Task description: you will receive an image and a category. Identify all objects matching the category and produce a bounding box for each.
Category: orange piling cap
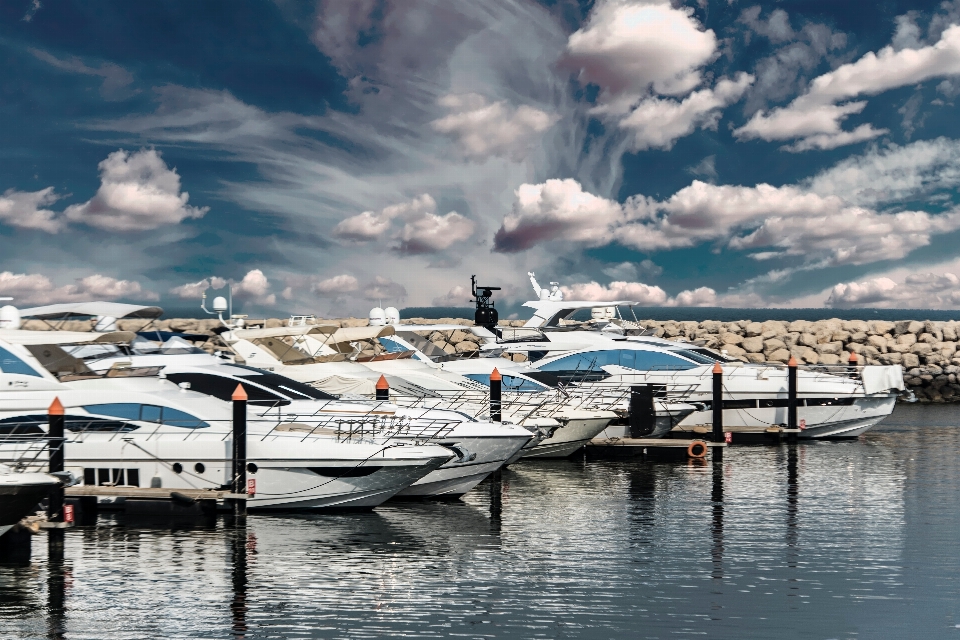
[48,397,64,416]
[376,375,390,390]
[788,356,798,367]
[849,352,858,363]
[712,362,722,374]
[232,384,248,401]
[490,368,502,382]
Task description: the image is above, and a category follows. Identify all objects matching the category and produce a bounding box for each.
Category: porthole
[172,463,183,474]
[194,462,205,474]
[246,462,258,474]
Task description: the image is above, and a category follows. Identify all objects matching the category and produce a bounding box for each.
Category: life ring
[687,440,707,459]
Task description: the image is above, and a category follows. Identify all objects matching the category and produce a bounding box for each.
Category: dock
[65,486,247,500]
[585,437,725,461]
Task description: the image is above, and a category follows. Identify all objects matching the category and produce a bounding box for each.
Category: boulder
[799,333,819,348]
[761,321,787,337]
[843,320,870,333]
[897,333,918,347]
[902,353,920,368]
[744,322,763,337]
[763,338,787,352]
[168,319,197,332]
[943,324,958,341]
[265,318,284,328]
[832,330,851,343]
[819,353,841,365]
[721,344,747,359]
[907,320,924,334]
[848,331,868,343]
[871,320,895,335]
[787,320,812,333]
[919,332,938,344]
[720,332,743,345]
[912,343,933,356]
[866,335,888,351]
[442,342,457,354]
[701,320,722,333]
[784,332,800,347]
[449,329,468,344]
[817,341,843,355]
[880,352,903,365]
[799,348,820,364]
[767,348,791,363]
[741,336,764,353]
[939,343,958,358]
[455,341,478,353]
[662,322,681,337]
[745,353,767,363]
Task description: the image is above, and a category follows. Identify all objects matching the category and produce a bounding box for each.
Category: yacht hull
[0,478,58,532]
[394,434,531,498]
[521,417,611,458]
[672,394,898,439]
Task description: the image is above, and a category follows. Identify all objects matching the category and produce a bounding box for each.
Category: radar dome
[384,307,400,325]
[94,315,117,332]
[369,307,386,326]
[0,305,20,330]
[212,296,228,313]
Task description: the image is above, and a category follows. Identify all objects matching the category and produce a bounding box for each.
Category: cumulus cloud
[601,260,662,281]
[497,164,960,268]
[618,73,754,150]
[493,179,633,252]
[430,94,559,161]
[0,271,155,305]
[64,149,208,231]
[0,187,63,232]
[311,274,359,295]
[169,277,227,300]
[736,24,960,151]
[566,0,718,114]
[559,280,717,306]
[432,284,472,307]
[825,272,960,308]
[170,272,273,304]
[332,194,475,254]
[564,0,746,149]
[362,276,407,301]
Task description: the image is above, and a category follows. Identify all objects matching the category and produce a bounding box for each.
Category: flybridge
[520,300,641,329]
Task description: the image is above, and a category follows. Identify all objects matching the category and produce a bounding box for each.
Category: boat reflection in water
[1,414,944,639]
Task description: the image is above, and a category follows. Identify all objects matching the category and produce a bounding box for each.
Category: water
[2,404,959,639]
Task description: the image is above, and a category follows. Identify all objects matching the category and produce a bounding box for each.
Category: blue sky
[3,0,960,316]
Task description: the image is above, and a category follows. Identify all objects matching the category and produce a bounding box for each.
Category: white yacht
[405,296,904,439]
[0,330,456,510]
[0,464,61,537]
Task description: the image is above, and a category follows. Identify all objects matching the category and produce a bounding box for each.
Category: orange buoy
[687,440,707,458]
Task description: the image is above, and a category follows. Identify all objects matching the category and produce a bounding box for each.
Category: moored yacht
[0,464,61,537]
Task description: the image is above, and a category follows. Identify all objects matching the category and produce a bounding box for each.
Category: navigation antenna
[471,275,501,332]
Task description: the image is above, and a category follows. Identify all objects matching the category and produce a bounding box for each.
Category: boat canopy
[231,325,339,340]
[521,300,639,328]
[19,302,164,320]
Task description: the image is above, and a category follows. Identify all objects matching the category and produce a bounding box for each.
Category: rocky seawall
[23,316,951,403]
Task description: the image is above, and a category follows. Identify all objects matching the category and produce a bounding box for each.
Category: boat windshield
[670,349,720,364]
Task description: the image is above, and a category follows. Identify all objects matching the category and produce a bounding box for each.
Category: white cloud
[601,259,662,281]
[566,0,718,114]
[559,280,717,306]
[0,187,63,232]
[0,271,155,305]
[736,24,960,151]
[22,0,40,22]
[493,179,631,252]
[333,195,436,243]
[232,269,272,304]
[64,149,208,231]
[825,272,960,308]
[430,94,559,161]
[169,278,224,300]
[397,211,475,254]
[618,73,754,150]
[432,284,472,307]
[311,274,359,295]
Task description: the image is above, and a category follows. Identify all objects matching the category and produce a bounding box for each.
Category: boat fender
[170,492,197,506]
[687,440,707,459]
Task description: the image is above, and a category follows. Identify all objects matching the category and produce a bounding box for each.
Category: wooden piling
[628,385,656,438]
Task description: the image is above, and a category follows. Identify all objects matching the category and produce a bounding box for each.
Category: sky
[4,0,960,317]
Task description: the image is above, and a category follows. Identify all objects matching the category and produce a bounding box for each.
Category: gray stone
[907,320,924,334]
[720,332,743,345]
[787,320,812,333]
[721,344,747,359]
[871,320,895,335]
[848,332,868,343]
[902,353,920,368]
[819,353,841,365]
[784,332,800,347]
[455,341,479,353]
[880,352,904,365]
[943,325,958,341]
[897,333,918,347]
[912,343,933,356]
[741,336,764,353]
[663,322,681,337]
[832,330,851,343]
[744,353,766,363]
[700,320,722,333]
[817,341,843,355]
[919,332,938,344]
[843,320,870,333]
[866,335,887,351]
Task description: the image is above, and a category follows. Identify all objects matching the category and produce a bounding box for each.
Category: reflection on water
[1,404,958,638]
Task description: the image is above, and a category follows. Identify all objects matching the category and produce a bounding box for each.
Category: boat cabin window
[0,414,140,433]
[0,346,43,377]
[497,328,549,344]
[463,373,548,393]
[83,403,210,428]
[163,372,291,406]
[670,349,719,364]
[538,349,696,373]
[235,371,336,401]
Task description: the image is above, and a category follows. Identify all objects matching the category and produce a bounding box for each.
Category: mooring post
[375,375,389,402]
[848,351,859,377]
[490,368,502,422]
[47,398,65,524]
[712,363,723,460]
[629,385,655,438]
[787,356,798,444]
[231,384,248,518]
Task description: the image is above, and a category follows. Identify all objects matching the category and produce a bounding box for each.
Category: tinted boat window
[84,403,210,428]
[0,346,42,377]
[237,373,336,400]
[0,414,139,433]
[164,373,290,406]
[539,349,696,373]
[671,349,717,365]
[463,373,547,393]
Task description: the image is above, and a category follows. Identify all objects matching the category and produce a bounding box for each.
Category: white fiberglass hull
[0,472,59,532]
[521,416,612,458]
[672,395,898,439]
[393,432,531,498]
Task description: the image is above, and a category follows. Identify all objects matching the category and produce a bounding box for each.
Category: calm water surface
[1,404,958,639]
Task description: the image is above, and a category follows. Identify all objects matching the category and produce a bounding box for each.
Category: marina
[1,405,958,638]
